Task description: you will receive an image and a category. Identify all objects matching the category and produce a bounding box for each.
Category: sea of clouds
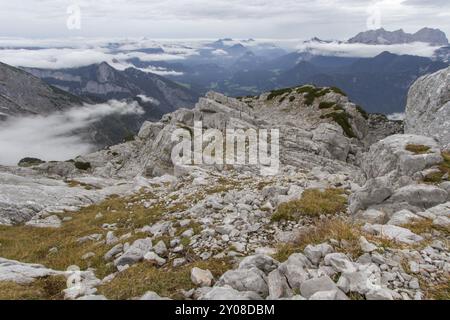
[0,100,144,166]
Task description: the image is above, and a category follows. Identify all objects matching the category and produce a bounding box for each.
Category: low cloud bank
[387,113,406,121]
[0,100,143,166]
[296,41,440,58]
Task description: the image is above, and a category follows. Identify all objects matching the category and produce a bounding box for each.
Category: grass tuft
[405,144,431,155]
[271,188,347,222]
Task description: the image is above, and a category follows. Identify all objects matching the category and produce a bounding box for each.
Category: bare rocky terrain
[0,67,449,300]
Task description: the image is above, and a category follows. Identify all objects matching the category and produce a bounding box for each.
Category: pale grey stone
[191,267,214,287]
[217,267,268,297]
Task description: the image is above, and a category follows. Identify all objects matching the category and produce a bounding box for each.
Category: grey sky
[0,0,449,39]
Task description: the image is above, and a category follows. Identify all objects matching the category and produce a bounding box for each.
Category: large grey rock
[362,223,423,244]
[312,123,350,161]
[300,276,348,300]
[0,169,133,225]
[25,215,62,228]
[278,253,312,290]
[324,253,356,273]
[361,134,443,181]
[191,267,214,287]
[388,185,448,209]
[238,254,280,274]
[114,238,152,267]
[405,66,450,147]
[267,269,293,299]
[0,257,63,284]
[217,268,268,297]
[200,286,262,300]
[104,244,123,261]
[349,177,393,214]
[337,264,382,295]
[387,209,422,226]
[354,208,387,224]
[304,243,334,265]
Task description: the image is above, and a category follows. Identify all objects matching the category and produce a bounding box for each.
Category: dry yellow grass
[0,276,66,300]
[98,259,232,300]
[271,188,347,222]
[0,192,167,281]
[274,218,362,261]
[405,144,431,155]
[422,277,450,300]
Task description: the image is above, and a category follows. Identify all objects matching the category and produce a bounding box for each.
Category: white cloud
[212,49,229,56]
[0,100,144,166]
[136,95,160,105]
[0,0,448,39]
[296,41,441,58]
[387,112,405,121]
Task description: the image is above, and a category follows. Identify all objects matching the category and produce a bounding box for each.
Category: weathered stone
[278,253,311,290]
[387,209,422,226]
[238,254,279,274]
[143,252,166,267]
[0,258,63,284]
[405,66,450,147]
[114,238,152,267]
[104,244,123,262]
[191,267,214,287]
[359,236,377,253]
[300,276,348,300]
[304,243,334,265]
[217,268,268,297]
[199,286,262,300]
[363,224,423,244]
[267,269,293,299]
[324,253,356,273]
[388,185,448,209]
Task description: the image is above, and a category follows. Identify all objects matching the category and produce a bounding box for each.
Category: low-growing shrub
[18,157,45,167]
[74,161,92,171]
[267,88,293,100]
[320,112,356,138]
[355,105,369,120]
[318,101,336,109]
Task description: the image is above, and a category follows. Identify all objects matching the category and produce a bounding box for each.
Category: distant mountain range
[23,62,198,120]
[2,27,449,122]
[0,62,84,120]
[348,27,449,46]
[1,62,199,146]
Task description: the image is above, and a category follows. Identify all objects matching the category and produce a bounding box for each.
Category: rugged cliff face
[405,66,450,149]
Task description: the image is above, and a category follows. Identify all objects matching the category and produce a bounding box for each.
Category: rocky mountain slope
[24,62,199,121]
[405,66,450,149]
[0,62,84,118]
[348,27,449,46]
[0,81,448,300]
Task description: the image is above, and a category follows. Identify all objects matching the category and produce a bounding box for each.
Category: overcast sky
[0,0,449,40]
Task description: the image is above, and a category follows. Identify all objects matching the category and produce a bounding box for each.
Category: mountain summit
[348,27,449,46]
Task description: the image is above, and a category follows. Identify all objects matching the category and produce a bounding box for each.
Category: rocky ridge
[0,82,449,300]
